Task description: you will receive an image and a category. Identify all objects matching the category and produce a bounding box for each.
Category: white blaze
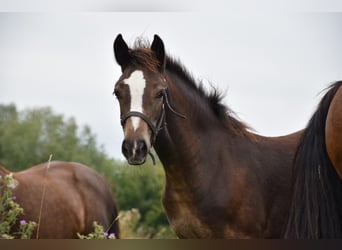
[123,70,146,131]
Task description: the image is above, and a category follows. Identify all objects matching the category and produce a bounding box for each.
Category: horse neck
[154,68,300,189]
[154,70,254,181]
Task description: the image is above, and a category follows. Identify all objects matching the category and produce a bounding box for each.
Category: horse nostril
[122,139,131,158]
[136,139,147,155]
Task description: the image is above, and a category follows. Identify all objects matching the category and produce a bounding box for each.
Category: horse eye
[155,90,164,99]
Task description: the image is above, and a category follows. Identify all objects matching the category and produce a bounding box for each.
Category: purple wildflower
[103,232,109,237]
[19,220,27,225]
[12,196,16,200]
[108,233,116,239]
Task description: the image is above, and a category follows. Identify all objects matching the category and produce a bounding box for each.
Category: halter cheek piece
[120,87,186,165]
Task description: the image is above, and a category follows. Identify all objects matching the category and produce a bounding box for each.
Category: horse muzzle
[122,138,148,165]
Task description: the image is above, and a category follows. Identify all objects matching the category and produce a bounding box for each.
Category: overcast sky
[1,1,342,160]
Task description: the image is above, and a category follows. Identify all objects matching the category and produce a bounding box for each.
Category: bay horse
[0,161,120,239]
[112,34,302,238]
[284,81,342,239]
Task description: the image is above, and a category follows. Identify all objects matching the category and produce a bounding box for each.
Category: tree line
[0,103,175,238]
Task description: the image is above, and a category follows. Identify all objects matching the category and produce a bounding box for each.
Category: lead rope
[148,152,157,165]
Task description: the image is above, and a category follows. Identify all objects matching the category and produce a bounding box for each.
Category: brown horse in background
[112,34,302,238]
[0,161,120,239]
[284,82,342,238]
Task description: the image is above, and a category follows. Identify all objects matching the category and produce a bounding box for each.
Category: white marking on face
[123,70,146,131]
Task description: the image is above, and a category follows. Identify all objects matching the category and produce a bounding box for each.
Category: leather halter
[120,88,186,164]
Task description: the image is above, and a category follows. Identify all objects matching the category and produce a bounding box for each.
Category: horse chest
[163,194,213,238]
[163,192,253,238]
[162,174,265,238]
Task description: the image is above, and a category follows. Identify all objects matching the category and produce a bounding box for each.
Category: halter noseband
[120,88,186,165]
[120,107,165,147]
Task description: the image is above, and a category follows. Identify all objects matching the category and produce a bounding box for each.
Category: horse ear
[151,34,166,72]
[114,34,131,71]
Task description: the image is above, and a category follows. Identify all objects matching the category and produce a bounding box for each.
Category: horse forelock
[125,38,160,72]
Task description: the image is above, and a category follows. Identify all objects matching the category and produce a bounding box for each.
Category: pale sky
[1,1,342,160]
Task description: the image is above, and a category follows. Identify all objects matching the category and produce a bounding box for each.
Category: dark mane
[284,82,342,238]
[130,38,252,138]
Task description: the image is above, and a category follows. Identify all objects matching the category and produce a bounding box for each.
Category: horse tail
[284,81,342,238]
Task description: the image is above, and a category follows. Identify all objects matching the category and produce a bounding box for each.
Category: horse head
[113,34,168,165]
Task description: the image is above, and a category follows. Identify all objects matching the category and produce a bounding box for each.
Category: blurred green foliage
[0,173,37,239]
[0,103,176,238]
